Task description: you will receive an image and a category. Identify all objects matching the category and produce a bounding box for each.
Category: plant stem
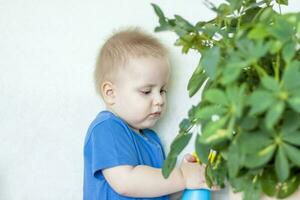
[253,174,258,183]
[254,63,267,78]
[251,7,265,23]
[278,3,282,14]
[237,16,242,32]
[275,53,280,81]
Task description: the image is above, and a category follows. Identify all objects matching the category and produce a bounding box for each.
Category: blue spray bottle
[181,189,211,200]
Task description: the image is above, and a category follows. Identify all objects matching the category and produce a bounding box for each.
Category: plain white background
[0,0,299,199]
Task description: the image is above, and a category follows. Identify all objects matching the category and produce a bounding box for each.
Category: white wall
[0,1,299,199]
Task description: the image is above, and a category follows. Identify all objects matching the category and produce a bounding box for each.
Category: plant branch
[275,53,280,81]
[254,63,268,78]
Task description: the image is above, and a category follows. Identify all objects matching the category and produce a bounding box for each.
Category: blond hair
[94,27,168,99]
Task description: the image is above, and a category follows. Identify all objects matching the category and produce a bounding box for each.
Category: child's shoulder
[88,111,119,129]
[84,110,125,145]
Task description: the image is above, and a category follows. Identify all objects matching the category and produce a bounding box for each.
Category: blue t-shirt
[83,110,170,200]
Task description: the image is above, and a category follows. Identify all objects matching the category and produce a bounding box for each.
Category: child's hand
[179,153,209,190]
[179,153,220,191]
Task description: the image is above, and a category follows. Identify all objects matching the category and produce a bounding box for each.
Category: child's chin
[145,119,159,127]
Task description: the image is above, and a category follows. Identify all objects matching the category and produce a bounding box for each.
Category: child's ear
[101,81,115,105]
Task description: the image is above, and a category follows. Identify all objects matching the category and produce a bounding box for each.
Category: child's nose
[153,93,164,106]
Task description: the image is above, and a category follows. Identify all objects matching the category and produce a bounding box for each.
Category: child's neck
[105,106,143,135]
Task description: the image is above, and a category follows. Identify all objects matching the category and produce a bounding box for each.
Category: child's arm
[102,154,206,198]
[103,165,185,197]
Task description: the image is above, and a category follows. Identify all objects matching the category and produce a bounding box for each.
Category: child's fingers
[183,153,197,163]
[210,185,221,191]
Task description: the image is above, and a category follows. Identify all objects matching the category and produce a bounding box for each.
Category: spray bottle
[181,188,211,200]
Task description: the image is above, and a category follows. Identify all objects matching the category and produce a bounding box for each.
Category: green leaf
[205,158,227,188]
[205,164,214,188]
[181,33,196,43]
[227,142,244,177]
[225,85,238,103]
[282,110,300,133]
[221,54,247,85]
[200,117,229,145]
[229,174,248,193]
[282,61,300,92]
[253,41,272,60]
[277,175,300,198]
[236,39,270,62]
[169,133,193,156]
[162,156,177,178]
[203,24,219,37]
[282,42,296,63]
[151,3,170,32]
[226,0,243,11]
[282,131,300,146]
[200,46,221,79]
[151,3,165,19]
[174,15,195,32]
[259,7,275,23]
[240,115,258,131]
[265,101,285,130]
[275,146,290,182]
[243,180,261,200]
[270,40,283,54]
[175,37,193,52]
[222,62,243,85]
[154,26,171,32]
[204,89,229,106]
[195,134,210,164]
[261,169,277,197]
[179,118,192,133]
[258,122,276,137]
[269,16,294,42]
[244,144,276,168]
[241,4,262,24]
[188,104,200,120]
[209,158,227,187]
[217,3,231,16]
[283,143,300,166]
[288,96,300,113]
[247,90,275,115]
[175,33,193,46]
[248,23,269,39]
[226,84,246,118]
[283,13,300,27]
[276,0,288,6]
[194,105,227,120]
[187,63,207,97]
[261,76,280,92]
[239,132,273,154]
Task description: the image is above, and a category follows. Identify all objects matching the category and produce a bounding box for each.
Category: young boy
[83,27,208,200]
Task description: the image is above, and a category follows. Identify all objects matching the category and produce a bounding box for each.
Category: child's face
[110,56,170,133]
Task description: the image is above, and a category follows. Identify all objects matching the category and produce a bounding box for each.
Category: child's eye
[141,90,151,95]
[140,89,167,95]
[161,89,167,94]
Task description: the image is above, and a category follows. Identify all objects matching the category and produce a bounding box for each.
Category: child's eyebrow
[141,83,167,87]
[142,84,156,87]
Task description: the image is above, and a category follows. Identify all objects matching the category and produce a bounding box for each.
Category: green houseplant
[151,0,300,199]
